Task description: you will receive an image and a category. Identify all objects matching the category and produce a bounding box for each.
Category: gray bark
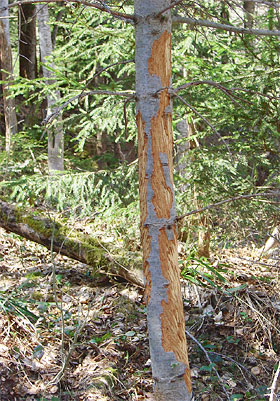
[37,4,64,172]
[0,0,17,151]
[135,1,192,400]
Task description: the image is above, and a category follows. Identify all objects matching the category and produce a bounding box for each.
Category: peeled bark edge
[135,1,192,399]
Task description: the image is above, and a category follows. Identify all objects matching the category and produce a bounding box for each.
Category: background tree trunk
[244,1,255,29]
[37,4,64,172]
[0,0,18,151]
[135,1,192,400]
[19,4,37,80]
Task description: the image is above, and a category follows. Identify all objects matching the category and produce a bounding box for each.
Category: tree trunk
[37,4,64,173]
[0,0,17,151]
[259,225,280,256]
[19,4,37,80]
[244,1,255,29]
[197,214,211,259]
[0,199,144,287]
[135,1,192,400]
[175,119,210,259]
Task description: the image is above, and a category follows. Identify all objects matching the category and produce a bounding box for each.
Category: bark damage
[135,1,192,397]
[149,30,191,394]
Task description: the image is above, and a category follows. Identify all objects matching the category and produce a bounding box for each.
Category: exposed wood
[0,199,144,288]
[135,1,192,399]
[259,225,280,256]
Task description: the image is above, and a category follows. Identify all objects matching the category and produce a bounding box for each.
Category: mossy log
[0,199,144,287]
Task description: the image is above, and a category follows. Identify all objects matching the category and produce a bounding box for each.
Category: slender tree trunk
[0,0,18,151]
[51,9,65,48]
[135,1,192,400]
[244,1,255,29]
[37,4,64,172]
[19,4,37,79]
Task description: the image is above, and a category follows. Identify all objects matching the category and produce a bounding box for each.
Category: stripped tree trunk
[37,4,64,172]
[135,1,192,400]
[0,0,17,151]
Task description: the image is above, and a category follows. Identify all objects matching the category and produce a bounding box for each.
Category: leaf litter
[0,228,280,400]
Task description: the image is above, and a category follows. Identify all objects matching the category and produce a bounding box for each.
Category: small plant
[0,293,39,323]
[181,255,227,290]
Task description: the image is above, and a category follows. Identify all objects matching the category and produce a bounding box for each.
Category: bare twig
[176,191,280,221]
[208,351,259,382]
[230,86,280,101]
[156,0,185,16]
[269,361,280,401]
[171,90,233,158]
[46,216,90,385]
[1,0,135,23]
[185,329,231,401]
[175,80,280,101]
[241,0,280,8]
[173,15,280,37]
[49,303,88,384]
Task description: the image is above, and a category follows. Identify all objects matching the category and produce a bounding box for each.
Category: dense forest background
[1,0,279,246]
[1,1,280,400]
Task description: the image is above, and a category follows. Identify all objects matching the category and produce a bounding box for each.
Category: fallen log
[0,199,144,287]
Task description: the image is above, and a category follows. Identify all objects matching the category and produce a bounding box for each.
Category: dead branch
[175,80,280,101]
[269,361,280,401]
[176,192,280,221]
[185,329,231,401]
[171,90,233,159]
[156,0,186,16]
[173,15,280,37]
[1,0,135,23]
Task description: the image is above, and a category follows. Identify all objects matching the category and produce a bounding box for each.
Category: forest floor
[0,227,280,401]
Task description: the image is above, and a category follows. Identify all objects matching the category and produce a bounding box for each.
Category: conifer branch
[44,89,135,124]
[171,90,233,158]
